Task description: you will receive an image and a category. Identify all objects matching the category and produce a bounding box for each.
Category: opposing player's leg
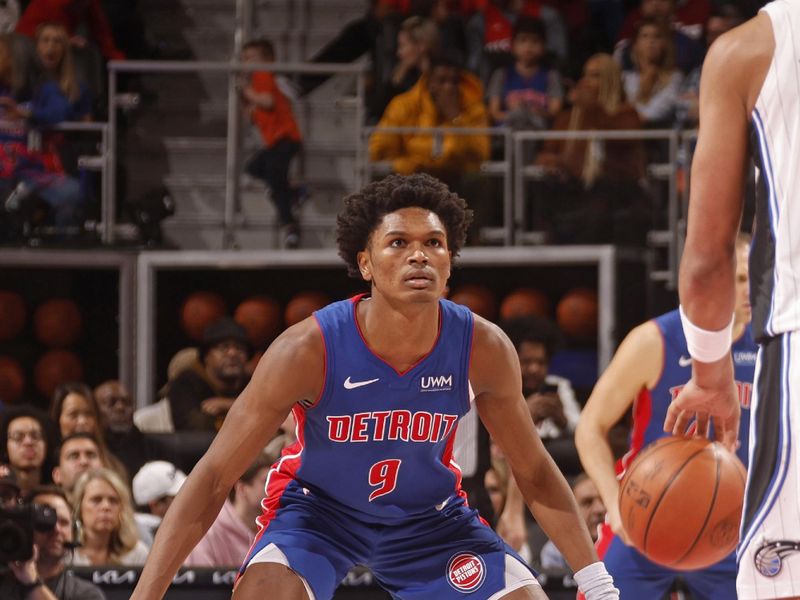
[498,584,548,599]
[737,333,800,600]
[234,562,311,600]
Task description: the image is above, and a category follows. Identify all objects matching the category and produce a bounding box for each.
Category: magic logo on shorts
[446,552,486,593]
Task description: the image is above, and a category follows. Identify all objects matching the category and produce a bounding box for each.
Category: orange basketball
[34,349,83,398]
[0,291,26,341]
[556,288,598,340]
[449,284,497,321]
[499,288,549,321]
[285,291,330,327]
[33,298,82,348]
[235,296,282,347]
[0,355,25,403]
[618,436,746,570]
[180,291,227,342]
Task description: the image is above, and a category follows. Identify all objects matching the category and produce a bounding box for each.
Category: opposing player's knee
[498,584,548,599]
[234,563,312,600]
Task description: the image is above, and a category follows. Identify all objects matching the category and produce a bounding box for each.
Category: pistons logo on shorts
[446,552,486,593]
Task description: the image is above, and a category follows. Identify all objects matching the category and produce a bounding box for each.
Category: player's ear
[357,251,371,282]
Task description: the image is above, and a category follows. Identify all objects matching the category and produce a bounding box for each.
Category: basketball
[34,349,84,398]
[180,291,227,342]
[500,288,549,320]
[285,291,329,327]
[618,436,746,570]
[33,298,82,348]
[0,291,26,341]
[556,288,598,340]
[449,284,497,321]
[234,296,282,347]
[0,355,25,403]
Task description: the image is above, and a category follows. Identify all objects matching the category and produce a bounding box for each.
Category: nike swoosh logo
[678,356,692,367]
[343,377,380,390]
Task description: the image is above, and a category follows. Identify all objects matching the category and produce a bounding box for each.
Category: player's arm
[575,321,663,543]
[665,18,772,446]
[130,320,324,600]
[471,317,598,572]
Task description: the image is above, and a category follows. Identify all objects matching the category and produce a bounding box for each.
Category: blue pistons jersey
[262,295,474,524]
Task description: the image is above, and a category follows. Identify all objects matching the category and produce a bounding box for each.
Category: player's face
[734,242,751,325]
[358,207,451,303]
[573,478,605,541]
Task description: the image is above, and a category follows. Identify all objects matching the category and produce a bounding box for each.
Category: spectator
[536,53,643,187]
[614,0,704,74]
[369,51,490,179]
[131,461,186,548]
[373,16,440,120]
[94,379,160,480]
[466,0,567,84]
[622,17,683,126]
[168,317,252,431]
[482,464,532,564]
[240,38,305,249]
[487,16,563,130]
[0,485,107,599]
[539,473,605,570]
[0,1,19,34]
[0,462,19,507]
[50,382,99,439]
[16,0,124,62]
[0,405,56,496]
[184,453,271,567]
[51,432,103,493]
[32,22,92,122]
[71,467,149,566]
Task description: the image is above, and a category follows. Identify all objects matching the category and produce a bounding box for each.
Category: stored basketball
[0,355,25,403]
[285,291,329,327]
[449,284,497,321]
[556,288,598,339]
[34,349,83,398]
[618,436,746,570]
[0,291,26,341]
[180,291,227,342]
[34,298,82,348]
[500,288,549,320]
[235,296,282,347]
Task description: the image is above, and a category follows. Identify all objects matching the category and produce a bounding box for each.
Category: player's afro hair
[336,173,473,278]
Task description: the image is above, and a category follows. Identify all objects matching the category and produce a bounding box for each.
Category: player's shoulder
[261,317,325,369]
[471,313,513,352]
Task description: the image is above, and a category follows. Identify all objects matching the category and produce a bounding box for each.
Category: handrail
[107,60,367,75]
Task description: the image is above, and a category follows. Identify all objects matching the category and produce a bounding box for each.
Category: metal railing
[362,125,514,245]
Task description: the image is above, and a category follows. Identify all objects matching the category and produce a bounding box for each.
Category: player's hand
[526,392,567,429]
[496,506,526,551]
[663,361,739,453]
[201,397,235,416]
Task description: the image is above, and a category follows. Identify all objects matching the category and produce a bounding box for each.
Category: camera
[0,503,57,562]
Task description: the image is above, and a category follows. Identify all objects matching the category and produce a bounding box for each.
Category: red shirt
[250,72,302,147]
[16,0,125,61]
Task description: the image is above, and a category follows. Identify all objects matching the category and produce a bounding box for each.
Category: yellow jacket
[369,72,490,175]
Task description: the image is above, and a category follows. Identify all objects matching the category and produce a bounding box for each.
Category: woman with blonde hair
[622,17,683,125]
[34,21,92,121]
[71,467,149,565]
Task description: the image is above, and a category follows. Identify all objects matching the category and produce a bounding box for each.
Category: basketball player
[662,2,800,598]
[130,174,619,600]
[576,235,755,599]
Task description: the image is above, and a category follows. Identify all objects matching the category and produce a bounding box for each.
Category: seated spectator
[95,379,160,481]
[614,0,704,74]
[487,16,563,130]
[372,16,440,120]
[483,464,532,564]
[0,462,19,507]
[50,382,99,439]
[0,405,56,496]
[184,453,272,567]
[16,0,124,62]
[0,485,106,599]
[621,18,683,126]
[539,473,605,570]
[240,39,305,249]
[466,0,567,84]
[168,317,252,431]
[131,461,186,548]
[71,467,149,566]
[0,2,18,34]
[51,432,103,493]
[369,51,490,179]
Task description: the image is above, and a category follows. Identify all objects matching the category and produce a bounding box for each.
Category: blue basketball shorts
[239,481,538,599]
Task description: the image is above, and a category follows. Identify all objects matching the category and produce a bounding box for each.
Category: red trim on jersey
[440,421,469,503]
[617,388,652,476]
[351,294,443,376]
